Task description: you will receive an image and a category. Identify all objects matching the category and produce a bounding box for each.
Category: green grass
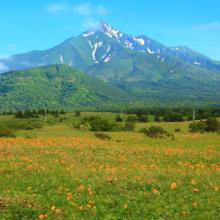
[0,113,219,219]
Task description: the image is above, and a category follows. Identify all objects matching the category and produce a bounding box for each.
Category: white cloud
[0,62,9,73]
[192,22,220,31]
[82,19,101,30]
[46,3,107,15]
[46,3,68,13]
[73,3,92,15]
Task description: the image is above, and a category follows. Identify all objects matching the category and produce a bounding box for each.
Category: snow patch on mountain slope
[92,42,104,63]
[194,61,201,65]
[83,31,95,37]
[105,32,113,38]
[101,45,111,60]
[88,40,93,49]
[104,55,111,63]
[133,37,145,46]
[60,54,64,63]
[119,33,123,38]
[101,23,122,41]
[147,48,155,54]
[125,41,134,49]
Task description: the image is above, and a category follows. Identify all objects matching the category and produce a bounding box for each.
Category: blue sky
[0,0,220,60]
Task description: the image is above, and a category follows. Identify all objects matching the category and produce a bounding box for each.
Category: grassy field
[0,112,219,220]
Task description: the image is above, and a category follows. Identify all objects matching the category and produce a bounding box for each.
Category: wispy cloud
[46,3,107,16]
[82,19,101,30]
[46,3,68,13]
[192,22,220,31]
[0,62,9,73]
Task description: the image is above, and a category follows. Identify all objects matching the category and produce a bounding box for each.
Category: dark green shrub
[75,111,81,117]
[154,115,162,122]
[15,110,39,119]
[124,121,136,131]
[115,115,123,122]
[205,117,220,132]
[174,128,181,132]
[82,117,117,132]
[72,122,81,129]
[164,112,184,122]
[94,132,111,140]
[139,128,148,133]
[144,126,169,138]
[137,115,149,122]
[0,125,16,138]
[189,121,206,132]
[60,109,66,114]
[126,115,137,122]
[189,118,220,133]
[5,120,43,131]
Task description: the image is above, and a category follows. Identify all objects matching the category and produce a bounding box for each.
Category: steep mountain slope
[0,65,131,111]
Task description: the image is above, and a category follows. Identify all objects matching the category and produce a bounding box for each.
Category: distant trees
[189,118,220,133]
[15,110,39,119]
[75,110,81,117]
[115,115,123,122]
[125,108,220,122]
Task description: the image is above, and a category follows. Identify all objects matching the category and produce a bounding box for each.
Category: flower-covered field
[0,113,219,219]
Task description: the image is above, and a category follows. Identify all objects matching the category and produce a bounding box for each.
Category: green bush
[189,118,220,133]
[126,115,137,122]
[82,117,117,132]
[4,120,43,131]
[124,121,136,131]
[144,126,170,138]
[205,117,220,132]
[94,132,111,140]
[189,121,206,132]
[115,115,123,122]
[0,125,16,138]
[137,115,149,122]
[75,111,81,117]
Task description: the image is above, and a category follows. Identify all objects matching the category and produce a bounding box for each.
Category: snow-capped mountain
[0,21,220,107]
[0,21,220,82]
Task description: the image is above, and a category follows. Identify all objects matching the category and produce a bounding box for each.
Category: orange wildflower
[123,203,128,209]
[152,188,158,193]
[170,182,177,190]
[79,205,84,211]
[67,193,73,201]
[51,205,56,211]
[191,179,196,185]
[38,214,48,219]
[193,188,199,193]
[106,176,114,183]
[55,209,61,215]
[26,165,33,171]
[88,186,93,196]
[77,185,85,192]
